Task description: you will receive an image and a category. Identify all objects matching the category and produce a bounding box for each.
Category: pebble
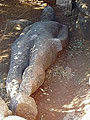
[4,116,27,120]
[0,97,12,119]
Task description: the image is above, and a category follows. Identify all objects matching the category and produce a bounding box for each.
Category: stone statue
[6,6,68,120]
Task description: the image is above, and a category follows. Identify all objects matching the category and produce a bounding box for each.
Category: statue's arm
[6,24,33,99]
[57,24,68,48]
[7,19,32,31]
[12,24,33,44]
[17,24,33,39]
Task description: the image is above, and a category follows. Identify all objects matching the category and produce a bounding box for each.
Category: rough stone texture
[40,5,56,21]
[19,64,45,95]
[78,13,90,40]
[9,92,38,120]
[6,6,68,99]
[6,24,34,98]
[56,0,72,14]
[6,6,68,119]
[4,116,27,120]
[0,97,12,119]
[76,0,90,16]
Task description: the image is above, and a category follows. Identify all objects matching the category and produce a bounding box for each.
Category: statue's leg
[6,44,30,98]
[9,38,62,119]
[6,25,33,99]
[8,48,44,119]
[18,25,68,96]
[57,24,68,48]
[19,38,61,95]
[19,63,45,95]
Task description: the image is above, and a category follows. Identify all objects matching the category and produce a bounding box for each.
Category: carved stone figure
[6,6,68,120]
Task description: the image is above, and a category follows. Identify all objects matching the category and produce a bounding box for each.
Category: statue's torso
[26,21,60,40]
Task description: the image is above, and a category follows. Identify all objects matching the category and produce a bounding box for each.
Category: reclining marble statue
[6,6,68,120]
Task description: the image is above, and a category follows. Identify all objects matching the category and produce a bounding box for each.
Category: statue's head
[40,6,56,21]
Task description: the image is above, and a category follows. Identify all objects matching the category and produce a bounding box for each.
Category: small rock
[47,98,50,101]
[0,97,12,119]
[63,111,75,120]
[9,92,38,120]
[4,116,27,120]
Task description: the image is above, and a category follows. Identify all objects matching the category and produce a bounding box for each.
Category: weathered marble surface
[6,6,68,120]
[0,95,26,120]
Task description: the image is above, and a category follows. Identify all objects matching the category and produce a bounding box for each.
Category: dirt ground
[0,0,90,120]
